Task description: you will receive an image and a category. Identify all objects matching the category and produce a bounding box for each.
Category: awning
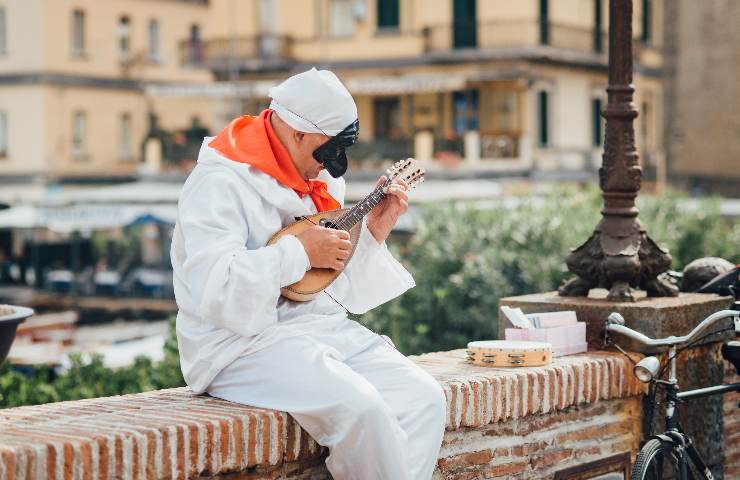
[0,204,178,232]
[343,72,468,95]
[146,72,470,98]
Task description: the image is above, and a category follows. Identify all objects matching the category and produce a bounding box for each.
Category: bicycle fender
[652,433,679,446]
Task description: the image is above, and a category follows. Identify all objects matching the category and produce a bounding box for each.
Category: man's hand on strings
[367,176,409,243]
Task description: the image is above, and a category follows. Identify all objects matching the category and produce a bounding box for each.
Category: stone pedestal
[499,290,733,352]
[499,290,735,478]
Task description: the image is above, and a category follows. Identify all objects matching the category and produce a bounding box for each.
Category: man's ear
[293,130,305,143]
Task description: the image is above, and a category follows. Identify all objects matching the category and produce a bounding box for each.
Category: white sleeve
[325,216,415,314]
[177,173,309,337]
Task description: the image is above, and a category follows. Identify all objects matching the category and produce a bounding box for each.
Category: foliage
[90,226,143,272]
[356,187,740,355]
[0,318,184,408]
[2,187,738,408]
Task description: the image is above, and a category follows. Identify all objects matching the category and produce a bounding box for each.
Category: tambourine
[466,340,553,367]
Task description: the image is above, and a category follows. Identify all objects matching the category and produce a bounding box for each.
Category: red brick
[437,450,494,471]
[530,448,573,470]
[486,461,528,477]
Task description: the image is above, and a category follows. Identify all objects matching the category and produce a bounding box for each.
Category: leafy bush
[0,318,184,408]
[356,188,739,355]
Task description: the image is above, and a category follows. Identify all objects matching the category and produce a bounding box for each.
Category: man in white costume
[171,68,447,479]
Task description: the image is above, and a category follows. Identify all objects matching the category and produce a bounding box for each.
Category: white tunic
[171,139,416,393]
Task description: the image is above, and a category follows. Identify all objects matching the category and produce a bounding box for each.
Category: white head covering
[268,68,357,136]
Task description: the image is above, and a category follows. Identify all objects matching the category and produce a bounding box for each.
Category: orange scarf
[209,109,341,212]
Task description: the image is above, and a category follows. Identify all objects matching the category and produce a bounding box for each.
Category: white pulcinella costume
[171,69,447,479]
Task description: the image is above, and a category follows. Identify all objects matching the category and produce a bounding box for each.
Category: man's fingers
[331,260,345,271]
[336,239,352,251]
[336,250,350,260]
[334,229,350,240]
[375,175,388,189]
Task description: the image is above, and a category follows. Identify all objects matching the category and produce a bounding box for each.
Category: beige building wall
[0,86,47,175]
[202,0,662,64]
[38,0,212,83]
[664,0,740,187]
[0,0,219,179]
[44,86,146,178]
[0,0,44,73]
[149,96,216,133]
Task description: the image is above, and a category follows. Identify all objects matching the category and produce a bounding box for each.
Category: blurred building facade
[0,0,667,190]
[663,0,740,197]
[188,0,664,175]
[0,0,214,201]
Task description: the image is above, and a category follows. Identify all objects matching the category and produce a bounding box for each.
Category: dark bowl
[0,305,34,365]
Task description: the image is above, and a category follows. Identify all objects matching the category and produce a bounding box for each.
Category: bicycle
[603,306,740,480]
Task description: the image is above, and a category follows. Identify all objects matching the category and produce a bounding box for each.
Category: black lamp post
[558,0,677,302]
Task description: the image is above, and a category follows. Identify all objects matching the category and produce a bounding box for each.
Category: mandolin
[268,158,425,302]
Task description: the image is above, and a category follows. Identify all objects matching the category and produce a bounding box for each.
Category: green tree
[356,188,739,355]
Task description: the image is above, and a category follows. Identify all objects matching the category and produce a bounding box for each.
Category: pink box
[504,323,587,357]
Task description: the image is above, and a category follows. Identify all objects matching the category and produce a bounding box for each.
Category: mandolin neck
[332,180,391,231]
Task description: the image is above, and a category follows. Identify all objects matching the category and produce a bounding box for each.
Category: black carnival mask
[312,119,360,178]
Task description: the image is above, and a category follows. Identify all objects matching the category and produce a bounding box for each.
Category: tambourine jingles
[466,340,553,367]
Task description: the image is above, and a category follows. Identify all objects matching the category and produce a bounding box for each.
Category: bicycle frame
[639,343,740,480]
[604,306,740,479]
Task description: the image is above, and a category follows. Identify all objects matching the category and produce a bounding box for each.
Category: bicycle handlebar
[605,310,740,348]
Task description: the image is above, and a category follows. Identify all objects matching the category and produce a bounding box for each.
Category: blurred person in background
[171,68,446,480]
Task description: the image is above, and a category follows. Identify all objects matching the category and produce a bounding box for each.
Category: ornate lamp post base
[558,0,678,302]
[559,218,678,302]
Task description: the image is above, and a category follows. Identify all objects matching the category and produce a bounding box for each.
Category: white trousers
[206,320,447,480]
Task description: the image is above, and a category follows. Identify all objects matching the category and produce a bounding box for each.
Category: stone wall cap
[501,290,733,310]
[0,350,643,479]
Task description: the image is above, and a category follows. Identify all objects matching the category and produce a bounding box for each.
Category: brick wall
[724,359,740,478]
[0,350,647,479]
[436,398,641,479]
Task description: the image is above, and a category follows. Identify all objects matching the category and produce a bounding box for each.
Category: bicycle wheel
[632,438,684,480]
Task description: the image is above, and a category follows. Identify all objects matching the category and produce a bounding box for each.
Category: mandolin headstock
[386,158,426,190]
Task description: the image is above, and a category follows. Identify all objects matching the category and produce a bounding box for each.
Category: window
[452,90,479,134]
[453,0,477,49]
[641,0,651,44]
[0,7,7,55]
[329,0,354,37]
[118,16,131,61]
[186,24,203,65]
[148,19,161,63]
[593,0,603,53]
[71,9,85,56]
[377,0,399,30]
[538,91,549,147]
[592,98,603,147]
[119,113,132,160]
[539,0,549,45]
[489,90,519,132]
[72,111,87,160]
[373,98,401,140]
[0,111,7,157]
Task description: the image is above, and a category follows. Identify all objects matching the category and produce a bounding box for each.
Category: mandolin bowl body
[267,208,362,302]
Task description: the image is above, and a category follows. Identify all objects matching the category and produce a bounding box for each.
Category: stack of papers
[501,307,587,357]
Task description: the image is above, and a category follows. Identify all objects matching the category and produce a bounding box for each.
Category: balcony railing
[423,21,612,56]
[182,22,659,72]
[180,35,293,69]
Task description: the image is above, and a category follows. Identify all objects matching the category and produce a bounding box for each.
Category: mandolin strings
[332,177,393,231]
